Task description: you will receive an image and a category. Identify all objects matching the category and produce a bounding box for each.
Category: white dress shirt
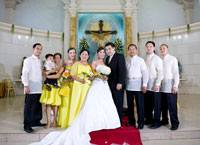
[21,55,43,94]
[160,54,179,93]
[126,55,149,91]
[145,53,163,92]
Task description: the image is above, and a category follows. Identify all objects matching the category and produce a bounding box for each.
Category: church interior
[0,0,200,144]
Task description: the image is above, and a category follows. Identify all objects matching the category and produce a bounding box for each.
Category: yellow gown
[40,79,61,106]
[68,62,92,125]
[57,65,72,128]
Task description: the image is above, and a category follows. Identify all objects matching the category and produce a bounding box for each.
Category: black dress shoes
[32,123,46,127]
[150,124,161,129]
[144,120,153,125]
[160,120,169,126]
[137,125,144,130]
[170,126,178,131]
[126,122,135,127]
[24,127,34,133]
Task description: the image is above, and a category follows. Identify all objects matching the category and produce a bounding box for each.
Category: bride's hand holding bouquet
[102,75,108,81]
[94,65,111,81]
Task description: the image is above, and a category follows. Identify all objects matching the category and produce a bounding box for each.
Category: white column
[63,9,71,59]
[183,2,194,24]
[62,0,78,59]
[176,0,194,24]
[5,0,17,24]
[132,0,139,46]
[124,0,139,46]
[131,10,137,46]
[5,0,23,24]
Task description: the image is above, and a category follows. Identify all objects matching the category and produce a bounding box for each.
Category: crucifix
[85,20,117,47]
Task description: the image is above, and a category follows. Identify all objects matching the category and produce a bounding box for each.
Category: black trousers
[110,88,124,125]
[144,91,161,124]
[24,93,42,128]
[161,92,179,127]
[126,90,144,126]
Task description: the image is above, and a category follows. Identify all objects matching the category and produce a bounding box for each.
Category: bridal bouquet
[94,66,111,81]
[99,65,111,76]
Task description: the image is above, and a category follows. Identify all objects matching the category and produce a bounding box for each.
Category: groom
[105,42,126,125]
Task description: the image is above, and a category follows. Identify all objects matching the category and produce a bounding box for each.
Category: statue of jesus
[85,20,117,47]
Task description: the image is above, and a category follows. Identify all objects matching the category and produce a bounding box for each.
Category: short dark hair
[145,41,155,47]
[54,53,62,59]
[105,42,115,48]
[68,48,76,53]
[79,49,90,61]
[33,43,42,48]
[80,49,90,55]
[97,47,104,53]
[45,54,54,59]
[128,44,137,50]
[160,44,168,48]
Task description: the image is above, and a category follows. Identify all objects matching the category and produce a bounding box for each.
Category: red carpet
[89,116,143,145]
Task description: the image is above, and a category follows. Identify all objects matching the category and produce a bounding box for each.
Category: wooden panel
[0,82,5,97]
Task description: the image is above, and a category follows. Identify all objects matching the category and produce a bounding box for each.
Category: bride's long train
[30,77,121,145]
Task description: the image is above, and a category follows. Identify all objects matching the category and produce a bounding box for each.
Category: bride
[30,47,121,145]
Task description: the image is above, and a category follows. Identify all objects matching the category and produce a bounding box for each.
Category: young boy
[44,54,59,91]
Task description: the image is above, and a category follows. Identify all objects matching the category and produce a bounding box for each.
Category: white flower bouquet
[99,65,111,76]
[92,66,111,82]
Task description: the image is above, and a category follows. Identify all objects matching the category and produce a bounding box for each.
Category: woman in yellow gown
[57,48,76,128]
[40,53,63,128]
[68,49,93,125]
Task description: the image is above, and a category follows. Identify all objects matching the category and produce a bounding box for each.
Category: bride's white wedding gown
[30,65,121,145]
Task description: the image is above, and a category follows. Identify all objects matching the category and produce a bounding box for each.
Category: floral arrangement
[114,38,123,52]
[98,65,111,76]
[93,65,111,80]
[11,24,15,33]
[62,32,65,42]
[137,32,140,42]
[82,71,94,79]
[47,30,50,40]
[81,71,94,84]
[187,24,190,33]
[62,69,71,80]
[79,37,89,50]
[30,28,33,38]
[81,66,111,82]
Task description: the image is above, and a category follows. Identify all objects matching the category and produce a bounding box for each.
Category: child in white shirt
[44,54,59,90]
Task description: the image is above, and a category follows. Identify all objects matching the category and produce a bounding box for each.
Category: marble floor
[0,94,200,145]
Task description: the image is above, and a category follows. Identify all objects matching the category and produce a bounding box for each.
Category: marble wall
[0,0,5,22]
[0,21,200,95]
[0,0,200,33]
[138,22,200,94]
[194,0,200,23]
[0,0,64,32]
[137,0,186,32]
[0,22,63,95]
[14,0,64,32]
